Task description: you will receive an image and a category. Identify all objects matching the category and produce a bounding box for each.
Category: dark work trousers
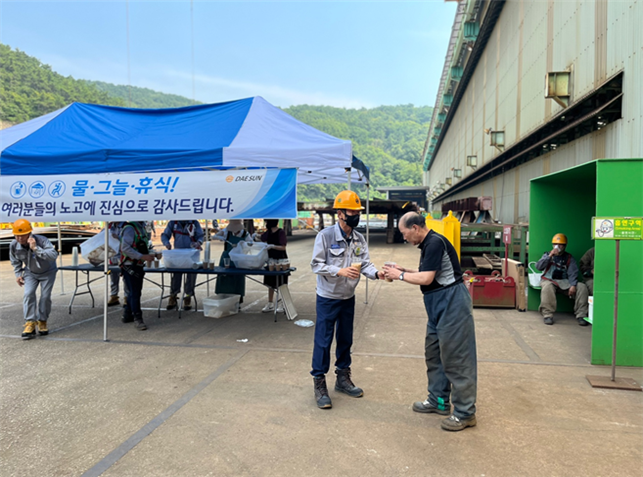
[121,265,145,319]
[423,282,477,419]
[311,295,355,377]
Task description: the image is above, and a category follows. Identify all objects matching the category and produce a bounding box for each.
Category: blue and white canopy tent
[0,96,369,186]
[0,96,371,337]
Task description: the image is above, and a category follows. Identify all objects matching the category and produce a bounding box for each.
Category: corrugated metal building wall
[427,0,643,223]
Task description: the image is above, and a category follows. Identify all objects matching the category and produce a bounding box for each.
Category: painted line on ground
[0,333,597,369]
[50,296,164,334]
[80,350,248,477]
[493,310,542,362]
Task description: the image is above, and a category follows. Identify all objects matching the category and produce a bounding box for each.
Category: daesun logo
[234,175,264,182]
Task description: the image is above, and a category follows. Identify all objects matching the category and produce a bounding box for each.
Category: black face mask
[343,213,360,229]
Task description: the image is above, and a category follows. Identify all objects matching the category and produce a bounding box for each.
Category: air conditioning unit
[545,71,571,108]
[490,131,505,151]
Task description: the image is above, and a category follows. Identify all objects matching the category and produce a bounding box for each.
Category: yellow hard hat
[12,219,33,236]
[552,233,567,245]
[333,190,364,210]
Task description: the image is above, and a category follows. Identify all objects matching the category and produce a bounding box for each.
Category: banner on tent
[0,168,297,222]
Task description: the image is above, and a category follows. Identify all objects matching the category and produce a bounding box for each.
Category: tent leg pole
[365,183,370,304]
[104,221,109,342]
[57,222,65,294]
[206,219,210,298]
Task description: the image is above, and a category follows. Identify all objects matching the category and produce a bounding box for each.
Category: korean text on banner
[0,168,298,221]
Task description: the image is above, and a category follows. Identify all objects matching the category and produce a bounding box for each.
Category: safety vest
[119,222,149,267]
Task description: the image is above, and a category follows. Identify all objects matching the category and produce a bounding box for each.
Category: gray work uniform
[309,222,378,377]
[161,221,204,296]
[310,222,378,299]
[536,252,589,319]
[10,235,58,323]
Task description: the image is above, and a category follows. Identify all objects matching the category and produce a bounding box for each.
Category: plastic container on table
[228,242,269,269]
[203,294,240,318]
[162,249,200,269]
[80,229,120,266]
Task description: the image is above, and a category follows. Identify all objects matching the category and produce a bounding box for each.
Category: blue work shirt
[161,221,204,250]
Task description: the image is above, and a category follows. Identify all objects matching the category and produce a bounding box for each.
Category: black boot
[122,307,134,323]
[335,368,363,397]
[313,376,332,409]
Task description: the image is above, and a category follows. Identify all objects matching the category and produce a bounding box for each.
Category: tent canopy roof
[0,96,368,184]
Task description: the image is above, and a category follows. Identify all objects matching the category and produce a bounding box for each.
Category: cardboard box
[501,258,526,311]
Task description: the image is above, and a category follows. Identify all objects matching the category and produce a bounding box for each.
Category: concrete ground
[1,231,641,477]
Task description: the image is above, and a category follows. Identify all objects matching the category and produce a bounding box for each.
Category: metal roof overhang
[432,71,624,202]
[425,0,506,170]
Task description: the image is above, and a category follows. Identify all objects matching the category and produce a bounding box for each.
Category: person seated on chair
[580,247,595,295]
[536,233,589,326]
[161,220,204,311]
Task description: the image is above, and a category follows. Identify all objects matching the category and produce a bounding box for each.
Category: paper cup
[384,261,396,282]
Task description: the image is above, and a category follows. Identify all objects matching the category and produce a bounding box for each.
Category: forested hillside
[1,44,430,201]
[284,105,430,200]
[86,81,201,109]
[0,44,123,125]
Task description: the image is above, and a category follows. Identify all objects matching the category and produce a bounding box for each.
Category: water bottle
[72,246,79,267]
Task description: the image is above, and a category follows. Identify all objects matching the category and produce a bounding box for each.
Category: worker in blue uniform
[161,220,204,311]
[9,219,58,340]
[385,212,477,432]
[310,190,384,409]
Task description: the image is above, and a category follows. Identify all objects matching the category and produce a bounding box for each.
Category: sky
[1,0,457,109]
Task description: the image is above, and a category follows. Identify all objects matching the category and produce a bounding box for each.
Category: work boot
[412,399,450,415]
[577,317,589,326]
[335,368,363,397]
[36,320,49,336]
[441,414,477,432]
[314,376,332,409]
[122,309,134,323]
[107,295,120,307]
[167,295,178,310]
[21,321,36,340]
[134,317,147,331]
[183,296,192,311]
[544,316,554,325]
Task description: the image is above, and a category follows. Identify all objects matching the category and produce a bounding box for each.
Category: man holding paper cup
[384,212,477,432]
[310,190,385,409]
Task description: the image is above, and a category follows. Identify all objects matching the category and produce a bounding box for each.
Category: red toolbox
[463,271,516,308]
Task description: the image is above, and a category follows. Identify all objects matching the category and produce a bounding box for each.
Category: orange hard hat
[12,219,33,236]
[552,233,567,245]
[333,190,364,211]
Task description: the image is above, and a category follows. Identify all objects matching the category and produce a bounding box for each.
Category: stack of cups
[71,246,79,267]
[268,259,275,271]
[203,241,211,264]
